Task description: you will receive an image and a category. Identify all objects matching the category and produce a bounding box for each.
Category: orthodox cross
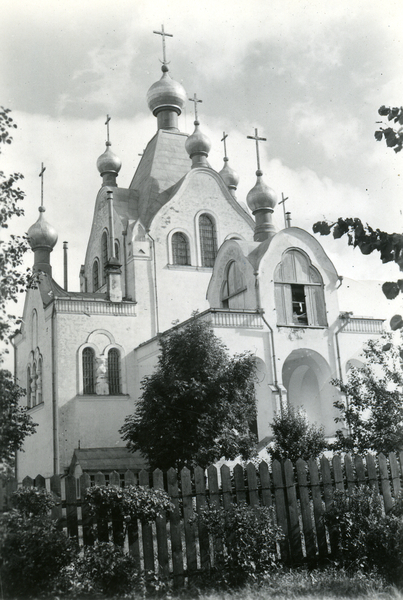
[39,163,46,207]
[247,127,266,171]
[105,114,111,144]
[278,193,289,228]
[189,93,202,122]
[153,25,173,65]
[221,131,228,159]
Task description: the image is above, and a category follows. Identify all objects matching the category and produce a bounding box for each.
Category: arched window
[114,240,120,261]
[221,261,246,309]
[274,250,327,327]
[37,358,43,404]
[172,232,190,265]
[27,366,31,408]
[31,363,37,407]
[83,348,95,394]
[93,259,99,291]
[199,214,217,268]
[101,231,109,283]
[32,310,38,349]
[108,348,121,395]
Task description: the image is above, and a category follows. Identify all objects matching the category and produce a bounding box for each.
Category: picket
[194,466,210,571]
[283,459,303,564]
[354,455,366,485]
[233,464,246,504]
[259,461,273,509]
[366,454,379,492]
[332,455,344,491]
[139,469,155,572]
[50,474,62,523]
[221,464,233,511]
[124,470,141,567]
[35,474,46,489]
[389,452,401,499]
[94,472,108,542]
[167,467,184,587]
[65,474,79,541]
[321,456,337,555]
[80,472,94,546]
[308,458,327,558]
[208,465,223,561]
[378,453,393,513]
[153,468,170,578]
[295,459,316,561]
[246,463,259,507]
[344,454,355,495]
[271,459,290,563]
[181,467,197,576]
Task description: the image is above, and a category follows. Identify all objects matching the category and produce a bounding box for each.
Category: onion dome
[219,157,239,190]
[246,169,277,213]
[147,65,187,117]
[97,143,122,174]
[185,121,211,168]
[28,206,58,250]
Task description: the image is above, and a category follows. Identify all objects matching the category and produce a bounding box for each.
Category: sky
[1,0,403,344]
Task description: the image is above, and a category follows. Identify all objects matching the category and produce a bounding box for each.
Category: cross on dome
[189,93,203,123]
[221,131,228,159]
[247,127,266,173]
[153,24,173,66]
[39,162,46,210]
[105,114,111,145]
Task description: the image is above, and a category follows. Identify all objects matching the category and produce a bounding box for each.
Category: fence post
[208,465,223,565]
[271,459,290,563]
[109,471,124,546]
[125,470,140,568]
[167,467,184,588]
[389,453,401,500]
[378,453,393,513]
[284,459,303,564]
[308,458,327,558]
[344,455,355,495]
[366,453,379,492]
[221,465,233,511]
[194,466,210,572]
[296,459,316,562]
[259,461,272,510]
[94,472,108,542]
[321,455,338,555]
[153,468,170,579]
[80,473,94,546]
[233,464,246,504]
[65,474,79,542]
[139,470,155,573]
[181,467,197,578]
[246,463,259,507]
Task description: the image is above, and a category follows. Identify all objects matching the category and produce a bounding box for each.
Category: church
[13,35,385,481]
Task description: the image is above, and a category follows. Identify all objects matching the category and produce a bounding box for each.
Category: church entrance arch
[282,349,332,431]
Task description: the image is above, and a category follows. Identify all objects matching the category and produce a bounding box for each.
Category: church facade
[13,49,384,480]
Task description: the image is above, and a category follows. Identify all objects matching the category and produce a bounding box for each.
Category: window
[93,259,99,291]
[108,348,121,394]
[27,366,31,408]
[31,363,37,407]
[172,232,190,265]
[101,231,109,283]
[274,250,327,327]
[83,348,95,394]
[199,214,217,268]
[37,358,43,404]
[221,261,246,308]
[114,240,120,261]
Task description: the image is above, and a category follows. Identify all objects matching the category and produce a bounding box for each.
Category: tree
[267,405,327,464]
[330,332,403,455]
[120,316,258,470]
[0,108,37,474]
[375,105,403,154]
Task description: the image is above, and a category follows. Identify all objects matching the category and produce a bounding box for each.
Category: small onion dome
[96,142,122,176]
[185,121,211,159]
[219,157,239,189]
[27,207,58,250]
[246,169,277,213]
[146,65,187,116]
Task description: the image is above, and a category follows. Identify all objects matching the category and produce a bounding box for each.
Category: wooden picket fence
[1,452,403,586]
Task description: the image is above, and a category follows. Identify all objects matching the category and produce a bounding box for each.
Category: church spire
[246,128,277,242]
[96,115,122,187]
[146,26,187,131]
[27,163,58,276]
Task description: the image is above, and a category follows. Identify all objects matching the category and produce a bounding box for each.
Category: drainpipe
[335,311,353,437]
[63,242,68,291]
[147,232,159,335]
[254,269,283,415]
[51,303,59,474]
[10,336,19,480]
[122,228,128,299]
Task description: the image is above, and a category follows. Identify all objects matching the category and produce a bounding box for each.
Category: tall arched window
[221,261,246,309]
[31,363,37,407]
[32,310,38,349]
[37,358,43,404]
[93,259,99,291]
[172,232,190,265]
[274,250,327,327]
[27,366,31,408]
[199,214,217,268]
[108,348,121,395]
[114,240,120,261]
[101,231,109,283]
[83,348,95,394]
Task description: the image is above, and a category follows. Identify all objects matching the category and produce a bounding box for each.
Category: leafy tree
[330,332,403,454]
[375,105,403,153]
[267,405,327,463]
[0,108,37,474]
[120,316,258,470]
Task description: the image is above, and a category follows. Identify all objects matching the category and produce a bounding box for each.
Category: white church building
[13,45,384,480]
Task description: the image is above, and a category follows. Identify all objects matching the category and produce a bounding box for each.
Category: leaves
[376,106,403,153]
[120,317,258,470]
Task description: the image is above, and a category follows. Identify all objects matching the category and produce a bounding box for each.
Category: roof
[70,447,148,473]
[129,129,191,228]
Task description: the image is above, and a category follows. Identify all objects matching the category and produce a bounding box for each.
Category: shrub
[194,502,283,588]
[267,405,327,463]
[11,485,55,516]
[56,541,141,597]
[325,485,403,586]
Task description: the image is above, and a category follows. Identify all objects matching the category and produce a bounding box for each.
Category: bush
[1,513,76,598]
[56,541,142,597]
[11,485,56,516]
[267,405,327,463]
[194,502,283,588]
[325,485,403,586]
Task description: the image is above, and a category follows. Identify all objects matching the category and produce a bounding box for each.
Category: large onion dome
[97,142,122,175]
[219,157,239,190]
[147,65,187,116]
[246,169,277,213]
[27,207,58,250]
